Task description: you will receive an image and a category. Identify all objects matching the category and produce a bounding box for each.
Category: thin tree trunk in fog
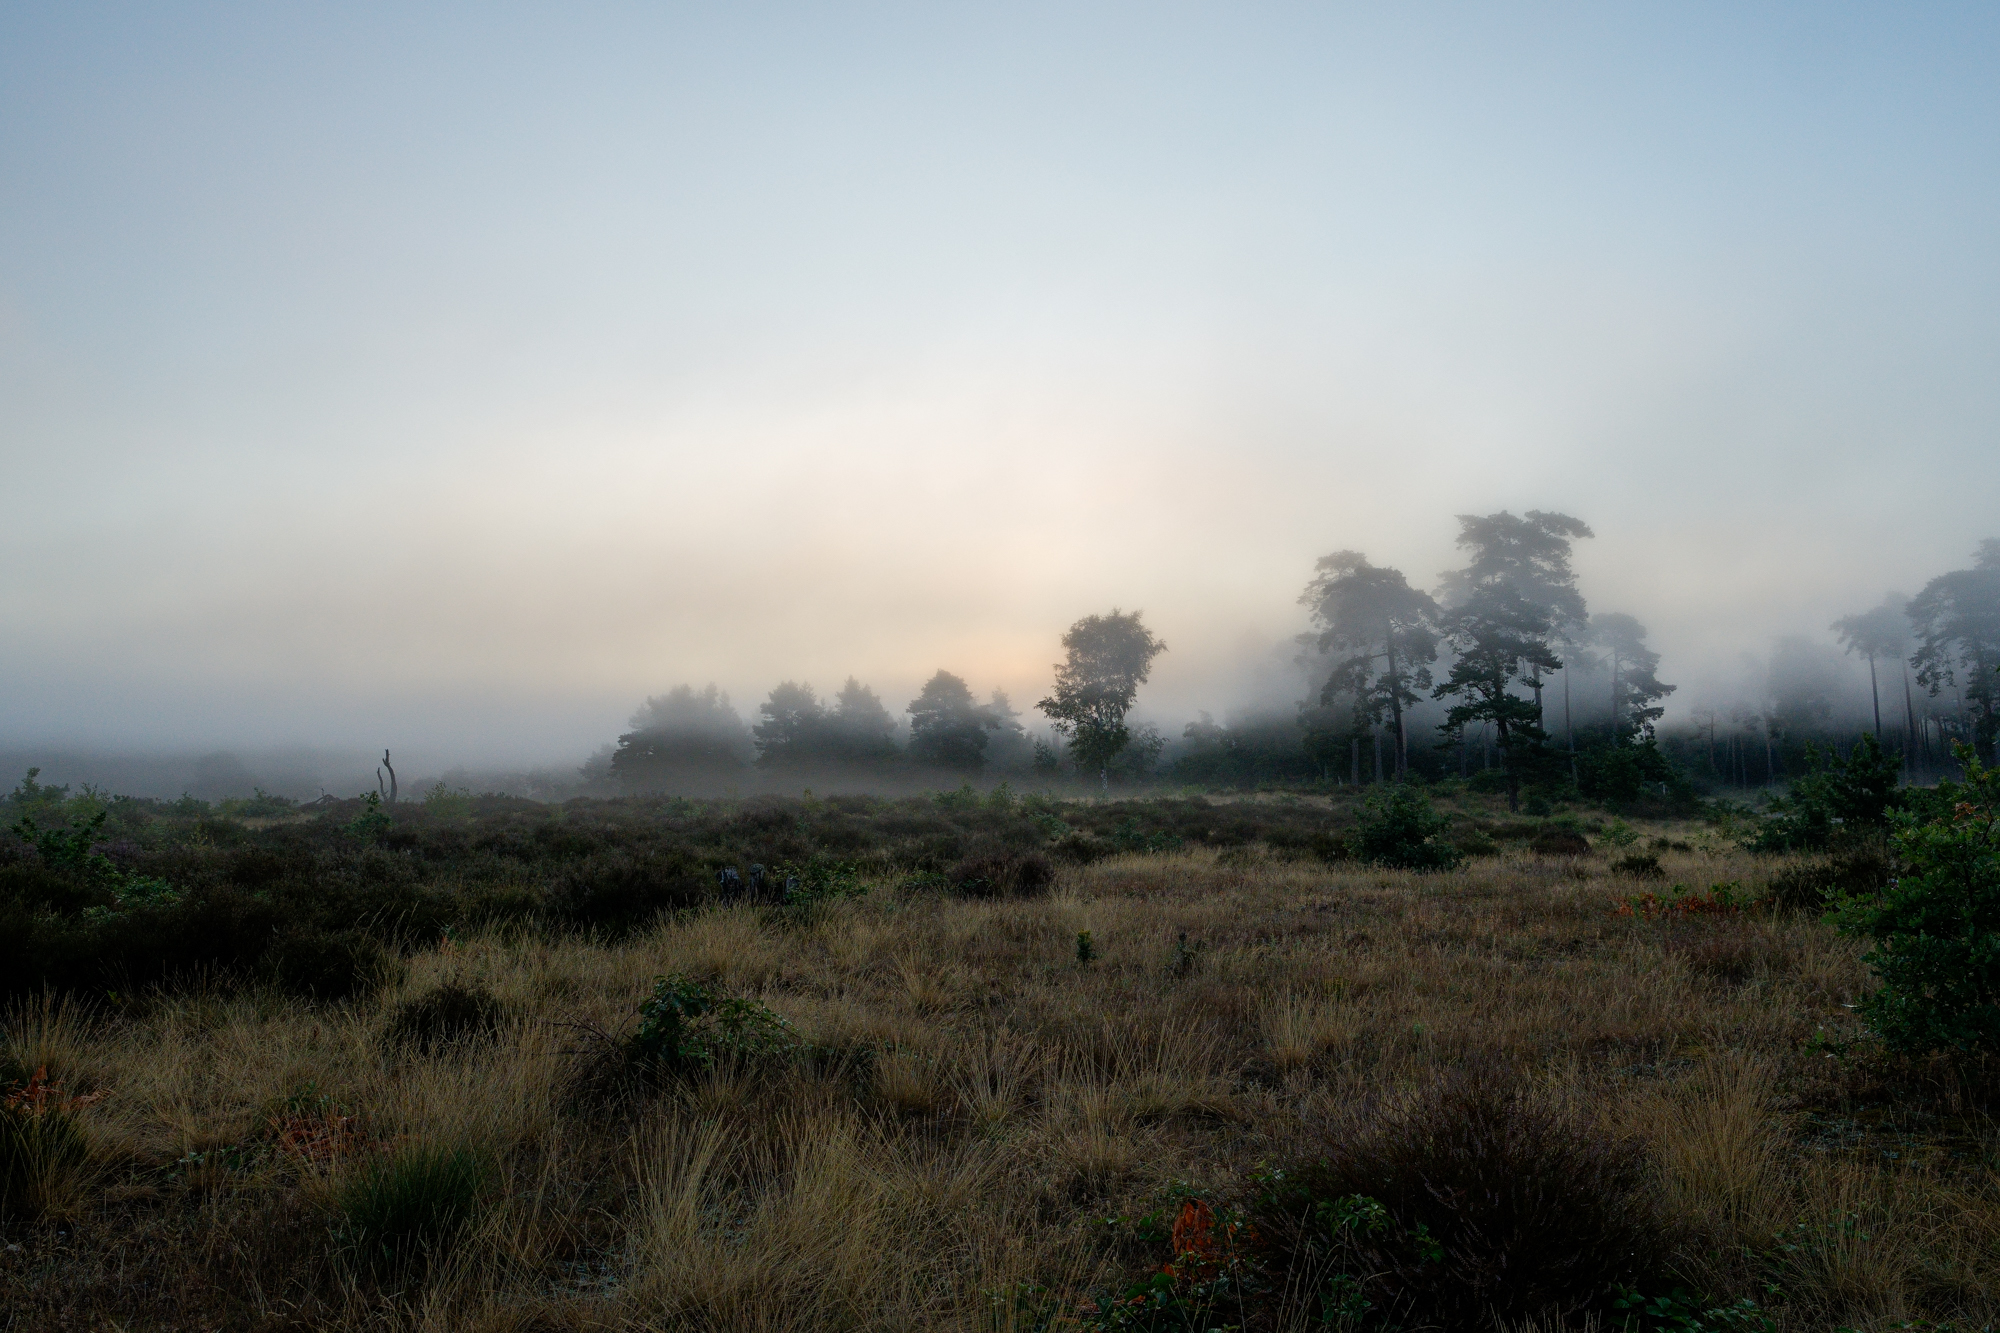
[1868,654,1881,736]
[1373,731,1383,784]
[1902,661,1919,773]
[1382,618,1405,780]
[1764,732,1775,786]
[1351,738,1360,786]
[1564,667,1577,786]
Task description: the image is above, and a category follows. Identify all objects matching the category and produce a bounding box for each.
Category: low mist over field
[5,6,1998,796]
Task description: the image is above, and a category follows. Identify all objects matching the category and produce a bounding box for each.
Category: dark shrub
[1532,828,1591,857]
[1352,786,1460,871]
[1452,828,1500,857]
[1048,833,1109,865]
[626,974,797,1079]
[228,849,290,886]
[1612,851,1664,878]
[1768,844,1891,914]
[1265,827,1349,862]
[546,849,707,932]
[384,982,506,1051]
[1253,1067,1662,1330]
[333,1144,488,1272]
[267,930,396,999]
[947,850,1056,898]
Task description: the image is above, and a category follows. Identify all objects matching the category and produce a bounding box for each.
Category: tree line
[599,521,2000,800]
[600,610,1167,792]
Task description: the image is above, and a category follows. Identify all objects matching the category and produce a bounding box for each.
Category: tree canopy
[1300,551,1439,779]
[1590,612,1674,740]
[1909,541,2000,763]
[610,684,753,789]
[906,670,997,771]
[1037,609,1166,785]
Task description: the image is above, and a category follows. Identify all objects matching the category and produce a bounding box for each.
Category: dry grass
[2,835,1994,1330]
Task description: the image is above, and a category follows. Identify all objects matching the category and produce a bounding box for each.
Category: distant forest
[597,515,2000,804]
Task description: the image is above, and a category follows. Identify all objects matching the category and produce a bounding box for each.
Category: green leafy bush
[1752,733,1903,852]
[1352,786,1461,871]
[332,1143,488,1272]
[1836,745,2000,1054]
[627,974,796,1075]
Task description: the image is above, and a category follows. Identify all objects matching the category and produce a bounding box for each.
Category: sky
[4,3,1998,771]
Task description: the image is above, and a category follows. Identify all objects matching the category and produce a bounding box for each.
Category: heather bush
[1250,1067,1663,1329]
[383,981,506,1051]
[946,849,1055,898]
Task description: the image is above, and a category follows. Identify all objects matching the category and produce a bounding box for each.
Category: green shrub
[1751,733,1903,852]
[332,1143,488,1271]
[1836,745,2000,1054]
[627,974,796,1075]
[1352,786,1461,871]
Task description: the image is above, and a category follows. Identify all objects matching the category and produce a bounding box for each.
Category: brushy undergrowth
[1250,1067,1664,1330]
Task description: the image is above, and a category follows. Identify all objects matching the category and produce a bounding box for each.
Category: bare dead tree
[377,749,398,804]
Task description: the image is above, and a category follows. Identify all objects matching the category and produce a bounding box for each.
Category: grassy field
[3,802,1996,1331]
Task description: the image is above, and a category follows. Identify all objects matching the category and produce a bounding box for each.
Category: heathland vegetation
[5,729,2000,1329]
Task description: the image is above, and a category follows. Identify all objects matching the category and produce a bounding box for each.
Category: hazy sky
[5,3,1997,765]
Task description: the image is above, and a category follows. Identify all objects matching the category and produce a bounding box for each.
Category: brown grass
[2,835,1993,1330]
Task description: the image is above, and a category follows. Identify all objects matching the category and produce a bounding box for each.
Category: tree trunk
[1868,654,1881,736]
[1902,661,1919,774]
[1350,738,1360,786]
[1564,667,1577,787]
[1373,731,1383,784]
[1383,619,1406,780]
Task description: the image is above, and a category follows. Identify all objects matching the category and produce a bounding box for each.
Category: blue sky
[4,3,1997,762]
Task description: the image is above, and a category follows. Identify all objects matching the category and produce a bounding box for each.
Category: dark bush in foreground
[1252,1068,1662,1330]
[384,982,507,1051]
